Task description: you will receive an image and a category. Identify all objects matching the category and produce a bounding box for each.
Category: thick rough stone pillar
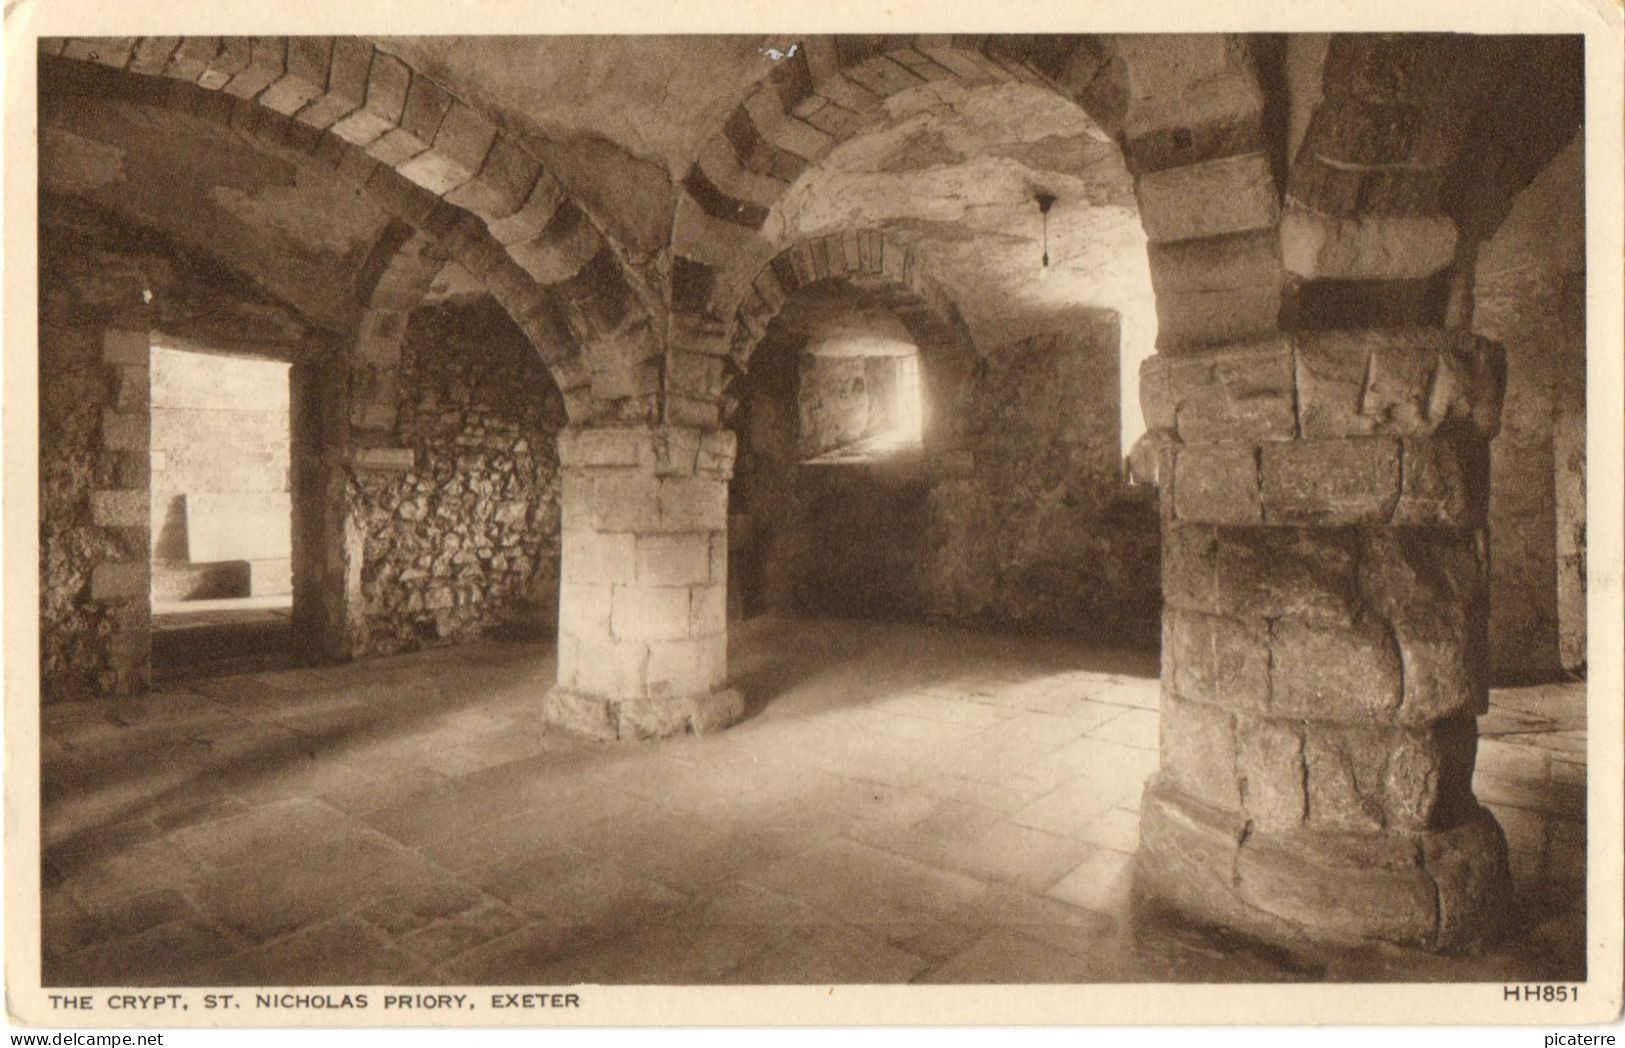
[1136,329,1514,952]
[543,425,745,741]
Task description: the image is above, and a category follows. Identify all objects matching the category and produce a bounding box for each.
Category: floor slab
[39,615,1590,985]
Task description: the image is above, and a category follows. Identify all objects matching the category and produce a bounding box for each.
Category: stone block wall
[150,346,293,601]
[344,299,565,656]
[39,197,319,698]
[40,326,153,696]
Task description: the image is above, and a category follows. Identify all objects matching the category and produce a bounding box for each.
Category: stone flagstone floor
[40,616,1587,985]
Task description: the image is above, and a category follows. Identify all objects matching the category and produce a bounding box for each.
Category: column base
[1136,775,1512,953]
[543,685,746,742]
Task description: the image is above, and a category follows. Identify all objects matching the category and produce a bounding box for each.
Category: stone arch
[723,230,978,454]
[43,37,660,423]
[660,33,1592,953]
[296,220,567,661]
[665,35,1129,424]
[664,33,1298,425]
[671,32,1583,378]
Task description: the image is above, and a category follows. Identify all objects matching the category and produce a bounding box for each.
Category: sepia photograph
[5,0,1622,1029]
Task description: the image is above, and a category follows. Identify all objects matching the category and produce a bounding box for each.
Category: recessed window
[797,345,924,463]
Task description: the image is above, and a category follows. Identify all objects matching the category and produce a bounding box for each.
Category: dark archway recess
[725,233,978,624]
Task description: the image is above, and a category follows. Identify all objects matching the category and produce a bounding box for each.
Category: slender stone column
[543,425,745,741]
[1136,329,1514,951]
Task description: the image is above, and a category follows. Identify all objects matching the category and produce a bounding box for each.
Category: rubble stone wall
[347,299,566,657]
[39,199,568,692]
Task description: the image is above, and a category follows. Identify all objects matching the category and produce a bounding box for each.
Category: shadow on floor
[39,615,1586,987]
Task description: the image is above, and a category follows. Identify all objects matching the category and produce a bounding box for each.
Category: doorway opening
[148,340,295,678]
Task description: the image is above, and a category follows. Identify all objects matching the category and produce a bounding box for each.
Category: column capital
[1140,329,1505,444]
[1137,330,1504,526]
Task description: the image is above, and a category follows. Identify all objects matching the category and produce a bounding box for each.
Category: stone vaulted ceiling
[40,37,1153,384]
[35,32,1586,438]
[771,76,1152,355]
[370,35,793,258]
[362,36,1157,439]
[373,36,1150,355]
[39,92,397,332]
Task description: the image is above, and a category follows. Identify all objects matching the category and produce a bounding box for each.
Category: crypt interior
[36,34,1588,985]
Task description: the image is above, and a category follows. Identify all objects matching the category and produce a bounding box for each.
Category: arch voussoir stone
[728,232,972,375]
[666,33,1137,428]
[1113,36,1291,351]
[1282,42,1473,327]
[48,36,657,425]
